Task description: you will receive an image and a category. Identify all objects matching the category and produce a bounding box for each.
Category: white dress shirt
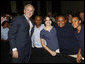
[24,15,33,36]
[31,24,47,48]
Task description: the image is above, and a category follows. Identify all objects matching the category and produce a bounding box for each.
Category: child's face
[57,17,66,28]
[45,17,52,26]
[4,22,8,28]
[72,17,79,28]
[35,16,42,26]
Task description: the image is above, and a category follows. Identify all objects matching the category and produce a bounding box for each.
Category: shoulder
[10,15,25,23]
[41,24,45,26]
[41,24,45,28]
[53,26,57,30]
[7,27,9,30]
[81,24,84,29]
[80,24,84,33]
[1,26,4,32]
[14,15,25,20]
[40,29,45,38]
[40,29,45,34]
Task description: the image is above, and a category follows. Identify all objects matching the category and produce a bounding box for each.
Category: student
[1,21,9,41]
[72,17,84,63]
[79,11,84,24]
[30,16,46,63]
[56,16,79,62]
[40,16,60,63]
[1,21,10,63]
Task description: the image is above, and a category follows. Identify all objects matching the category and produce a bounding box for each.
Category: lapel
[31,25,35,37]
[22,15,35,37]
[30,18,35,26]
[22,15,35,27]
[22,15,30,27]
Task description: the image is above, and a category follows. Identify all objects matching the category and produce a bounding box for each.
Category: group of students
[1,14,84,63]
[1,4,84,63]
[30,13,84,63]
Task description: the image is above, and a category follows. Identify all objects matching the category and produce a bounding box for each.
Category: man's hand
[76,52,82,63]
[12,50,18,59]
[50,51,56,56]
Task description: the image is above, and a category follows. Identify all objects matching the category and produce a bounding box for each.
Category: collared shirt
[74,24,84,56]
[24,14,33,36]
[31,24,47,48]
[1,26,9,40]
[40,27,59,51]
[56,22,79,55]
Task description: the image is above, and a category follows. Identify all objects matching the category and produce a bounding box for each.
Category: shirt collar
[35,24,44,29]
[24,14,29,21]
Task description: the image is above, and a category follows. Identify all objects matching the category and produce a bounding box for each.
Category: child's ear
[79,20,81,24]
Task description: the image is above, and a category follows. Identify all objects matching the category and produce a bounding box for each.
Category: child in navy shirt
[56,16,79,55]
[72,17,84,63]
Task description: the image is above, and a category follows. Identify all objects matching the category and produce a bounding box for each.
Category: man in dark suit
[8,4,35,63]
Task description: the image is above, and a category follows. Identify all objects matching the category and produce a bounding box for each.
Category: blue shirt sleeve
[40,30,45,39]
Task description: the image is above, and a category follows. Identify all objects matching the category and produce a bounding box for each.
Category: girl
[40,16,60,63]
[72,17,84,63]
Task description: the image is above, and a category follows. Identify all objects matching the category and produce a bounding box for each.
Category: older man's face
[24,6,34,19]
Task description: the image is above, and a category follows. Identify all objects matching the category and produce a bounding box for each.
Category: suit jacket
[8,15,34,60]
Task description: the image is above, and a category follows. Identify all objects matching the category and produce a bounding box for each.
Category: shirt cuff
[56,49,60,53]
[12,48,17,51]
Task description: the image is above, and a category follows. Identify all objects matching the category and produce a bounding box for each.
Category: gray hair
[24,4,35,11]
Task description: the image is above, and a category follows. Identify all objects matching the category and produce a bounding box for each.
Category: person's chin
[60,26,63,28]
[27,16,31,18]
[47,25,50,26]
[27,14,31,17]
[74,26,77,28]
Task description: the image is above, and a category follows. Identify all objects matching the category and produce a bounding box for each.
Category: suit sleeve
[8,18,20,50]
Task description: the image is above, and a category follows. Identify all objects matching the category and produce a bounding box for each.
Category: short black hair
[2,21,9,26]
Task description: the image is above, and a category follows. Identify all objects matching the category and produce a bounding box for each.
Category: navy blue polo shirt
[74,24,84,56]
[40,27,59,51]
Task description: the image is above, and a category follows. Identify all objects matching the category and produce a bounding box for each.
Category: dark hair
[34,15,43,20]
[44,16,52,21]
[2,21,9,26]
[44,16,53,26]
[57,15,65,20]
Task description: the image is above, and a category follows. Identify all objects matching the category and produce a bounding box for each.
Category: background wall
[61,1,84,14]
[1,1,84,17]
